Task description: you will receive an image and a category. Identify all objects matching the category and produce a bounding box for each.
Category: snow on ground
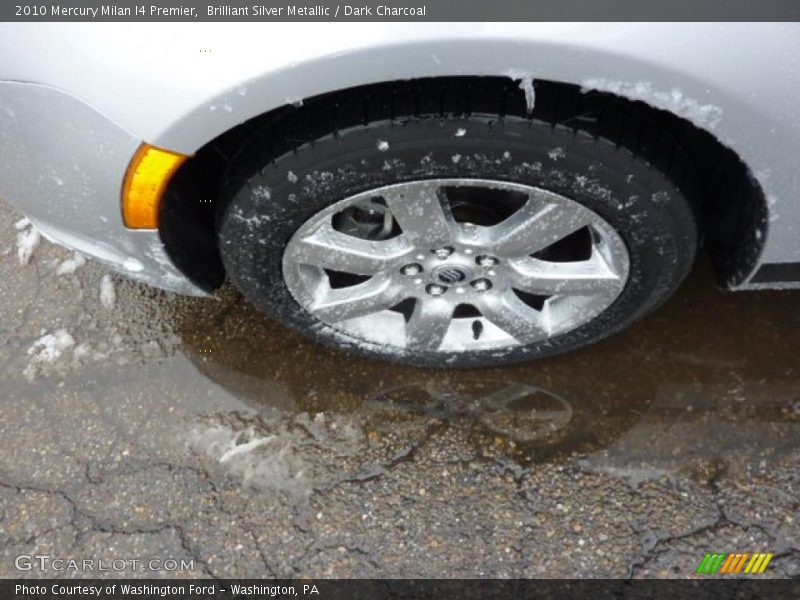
[16,225,41,266]
[100,274,116,310]
[24,329,75,381]
[55,252,86,275]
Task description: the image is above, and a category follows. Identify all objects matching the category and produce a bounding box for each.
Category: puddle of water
[170,260,800,485]
[3,207,797,493]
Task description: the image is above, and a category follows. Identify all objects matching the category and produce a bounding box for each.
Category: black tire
[217,79,698,368]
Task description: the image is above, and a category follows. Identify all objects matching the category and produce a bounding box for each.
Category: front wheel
[218,88,697,368]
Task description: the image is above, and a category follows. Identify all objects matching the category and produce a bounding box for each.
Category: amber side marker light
[122,144,189,229]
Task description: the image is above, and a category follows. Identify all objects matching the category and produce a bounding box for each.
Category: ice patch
[14,217,30,231]
[287,170,298,184]
[455,128,467,137]
[651,191,670,204]
[189,423,310,495]
[286,96,303,107]
[520,161,542,172]
[55,252,86,275]
[24,329,75,381]
[28,330,75,362]
[379,158,402,171]
[518,77,536,113]
[16,227,41,266]
[451,154,462,164]
[219,435,275,463]
[73,342,92,361]
[377,140,389,152]
[548,147,566,161]
[252,186,271,200]
[503,69,536,113]
[580,79,723,129]
[100,274,116,310]
[236,213,270,226]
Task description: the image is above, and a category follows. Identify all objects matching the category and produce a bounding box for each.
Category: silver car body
[1,22,798,295]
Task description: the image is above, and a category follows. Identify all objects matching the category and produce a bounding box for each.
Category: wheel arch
[159,72,768,295]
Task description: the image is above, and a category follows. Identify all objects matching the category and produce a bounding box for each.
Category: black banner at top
[2,0,799,22]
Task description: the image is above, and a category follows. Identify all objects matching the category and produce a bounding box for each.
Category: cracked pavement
[0,198,798,579]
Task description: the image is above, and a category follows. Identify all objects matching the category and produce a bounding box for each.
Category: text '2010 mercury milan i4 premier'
[1,23,799,367]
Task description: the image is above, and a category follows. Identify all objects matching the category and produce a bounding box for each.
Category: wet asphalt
[0,197,798,579]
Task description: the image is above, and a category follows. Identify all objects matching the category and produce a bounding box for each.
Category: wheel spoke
[475,289,550,342]
[309,276,400,322]
[381,182,455,246]
[405,298,453,351]
[507,251,624,297]
[486,191,593,257]
[288,222,410,275]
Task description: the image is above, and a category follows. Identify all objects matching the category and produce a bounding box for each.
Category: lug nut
[432,246,455,260]
[476,255,499,267]
[426,284,447,296]
[471,278,492,292]
[401,263,423,276]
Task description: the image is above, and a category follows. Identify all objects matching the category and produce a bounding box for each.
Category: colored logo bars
[696,553,773,575]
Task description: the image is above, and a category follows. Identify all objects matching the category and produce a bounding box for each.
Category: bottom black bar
[3,579,798,600]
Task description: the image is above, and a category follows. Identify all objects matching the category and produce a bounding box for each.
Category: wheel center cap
[432,264,473,285]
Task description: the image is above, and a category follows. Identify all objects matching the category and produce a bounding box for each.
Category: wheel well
[159,76,767,292]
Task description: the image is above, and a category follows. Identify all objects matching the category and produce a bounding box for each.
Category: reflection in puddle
[365,381,573,444]
[174,261,800,489]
